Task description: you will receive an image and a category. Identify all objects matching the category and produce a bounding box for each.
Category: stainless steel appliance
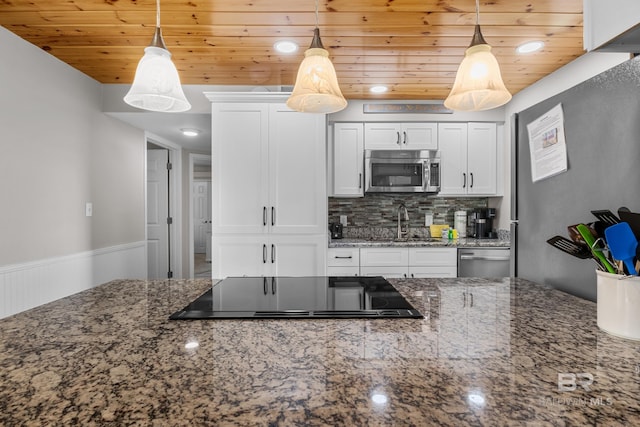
[169,276,423,319]
[365,150,440,193]
[457,248,511,277]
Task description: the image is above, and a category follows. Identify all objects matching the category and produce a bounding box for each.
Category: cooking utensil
[605,222,639,275]
[567,224,585,243]
[591,210,620,226]
[618,207,631,216]
[576,224,616,274]
[546,235,593,259]
[618,210,640,241]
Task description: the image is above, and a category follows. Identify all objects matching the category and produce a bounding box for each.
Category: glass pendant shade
[444,21,512,112]
[286,46,347,114]
[123,1,191,113]
[124,45,191,112]
[286,18,347,114]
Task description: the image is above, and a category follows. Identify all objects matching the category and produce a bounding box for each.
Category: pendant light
[124,0,191,112]
[286,0,347,114]
[443,0,511,112]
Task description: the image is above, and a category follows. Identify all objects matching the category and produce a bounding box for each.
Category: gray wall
[515,56,640,301]
[0,27,145,266]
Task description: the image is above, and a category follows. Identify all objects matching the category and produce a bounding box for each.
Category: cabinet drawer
[360,247,409,267]
[327,266,360,277]
[360,266,408,278]
[408,266,457,278]
[409,248,456,266]
[327,248,360,267]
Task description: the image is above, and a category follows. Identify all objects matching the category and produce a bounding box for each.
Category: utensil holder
[596,270,640,340]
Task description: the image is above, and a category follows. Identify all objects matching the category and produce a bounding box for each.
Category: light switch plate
[340,215,347,226]
[85,202,93,217]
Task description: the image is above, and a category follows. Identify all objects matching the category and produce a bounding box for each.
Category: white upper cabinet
[268,104,326,234]
[211,103,269,234]
[467,122,497,195]
[438,122,497,196]
[212,102,326,235]
[364,122,438,150]
[333,123,364,197]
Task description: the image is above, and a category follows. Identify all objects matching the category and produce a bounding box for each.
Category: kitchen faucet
[397,203,409,239]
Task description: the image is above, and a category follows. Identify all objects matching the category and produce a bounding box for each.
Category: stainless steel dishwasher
[457,248,511,277]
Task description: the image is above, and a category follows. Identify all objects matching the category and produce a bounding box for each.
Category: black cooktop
[169,276,422,319]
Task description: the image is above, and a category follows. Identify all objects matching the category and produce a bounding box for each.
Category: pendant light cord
[309,0,324,49]
[156,0,161,28]
[475,0,480,26]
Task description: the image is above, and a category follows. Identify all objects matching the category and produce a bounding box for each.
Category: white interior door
[147,149,170,279]
[193,181,211,254]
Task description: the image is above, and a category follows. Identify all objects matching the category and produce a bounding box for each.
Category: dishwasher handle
[460,254,510,261]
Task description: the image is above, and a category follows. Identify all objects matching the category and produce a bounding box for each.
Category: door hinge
[167,271,173,279]
[167,217,173,225]
[166,162,173,170]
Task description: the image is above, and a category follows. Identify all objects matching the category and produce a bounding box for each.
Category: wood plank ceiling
[0,0,585,100]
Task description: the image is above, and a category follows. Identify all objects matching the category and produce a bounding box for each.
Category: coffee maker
[471,208,497,239]
[329,223,343,239]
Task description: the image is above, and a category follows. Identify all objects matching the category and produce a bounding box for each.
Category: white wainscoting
[0,241,146,319]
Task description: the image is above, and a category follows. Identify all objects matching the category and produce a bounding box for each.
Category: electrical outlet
[85,202,93,217]
[424,212,433,226]
[340,215,347,226]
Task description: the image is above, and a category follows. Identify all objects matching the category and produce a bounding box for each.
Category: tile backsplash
[328,194,489,229]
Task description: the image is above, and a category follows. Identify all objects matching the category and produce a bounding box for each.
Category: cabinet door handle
[271,207,275,226]
[410,273,415,278]
[469,292,474,308]
[470,173,474,188]
[263,244,267,263]
[403,131,407,145]
[463,173,467,188]
[396,132,401,145]
[272,277,276,295]
[335,255,352,259]
[403,273,407,278]
[263,277,268,295]
[271,244,275,263]
[359,173,362,189]
[463,291,467,308]
[263,207,267,226]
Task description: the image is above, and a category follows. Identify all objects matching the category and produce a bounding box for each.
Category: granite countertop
[2,277,639,425]
[329,237,511,248]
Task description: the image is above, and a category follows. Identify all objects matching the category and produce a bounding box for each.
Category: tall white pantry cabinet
[206,93,327,279]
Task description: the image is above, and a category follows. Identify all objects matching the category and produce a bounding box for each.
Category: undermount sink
[379,236,443,243]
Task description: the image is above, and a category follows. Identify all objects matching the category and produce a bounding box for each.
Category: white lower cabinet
[327,248,360,276]
[213,235,326,278]
[358,247,457,278]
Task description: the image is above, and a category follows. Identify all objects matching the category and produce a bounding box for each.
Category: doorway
[147,145,171,278]
[189,153,212,278]
[146,136,182,279]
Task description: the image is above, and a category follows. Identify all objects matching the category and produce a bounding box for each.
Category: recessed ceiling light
[370,85,388,94]
[180,128,200,137]
[516,41,544,54]
[274,40,299,54]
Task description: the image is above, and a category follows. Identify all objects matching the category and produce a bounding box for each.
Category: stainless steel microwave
[365,150,440,193]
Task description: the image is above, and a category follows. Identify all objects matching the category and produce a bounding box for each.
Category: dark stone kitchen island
[1,277,639,425]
